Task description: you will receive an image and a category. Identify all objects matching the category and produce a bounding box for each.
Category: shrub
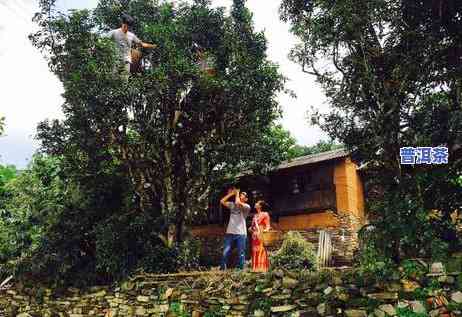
[270,231,317,271]
[176,237,201,271]
[396,307,427,317]
[401,259,426,280]
[358,243,397,281]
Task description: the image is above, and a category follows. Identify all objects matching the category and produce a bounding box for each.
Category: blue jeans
[221,234,247,270]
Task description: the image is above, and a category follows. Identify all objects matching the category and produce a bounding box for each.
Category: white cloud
[0,0,64,168]
[0,0,329,168]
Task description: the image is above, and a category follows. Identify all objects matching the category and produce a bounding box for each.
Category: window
[291,172,313,194]
[251,189,264,201]
[291,178,301,194]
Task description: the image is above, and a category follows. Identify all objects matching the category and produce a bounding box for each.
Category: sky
[0,0,328,169]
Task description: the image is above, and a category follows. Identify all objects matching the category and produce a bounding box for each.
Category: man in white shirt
[220,188,251,270]
[104,14,156,76]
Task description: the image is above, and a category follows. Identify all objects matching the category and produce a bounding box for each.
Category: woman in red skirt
[250,200,271,272]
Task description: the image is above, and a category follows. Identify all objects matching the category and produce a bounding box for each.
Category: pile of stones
[1,257,462,317]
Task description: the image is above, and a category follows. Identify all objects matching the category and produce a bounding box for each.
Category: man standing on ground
[220,187,251,270]
[104,13,156,77]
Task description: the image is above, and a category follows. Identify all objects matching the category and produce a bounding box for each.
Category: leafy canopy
[280,0,462,260]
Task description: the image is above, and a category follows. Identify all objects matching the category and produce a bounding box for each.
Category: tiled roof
[275,148,349,171]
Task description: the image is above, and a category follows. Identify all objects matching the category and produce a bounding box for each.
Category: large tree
[280,0,462,260]
[31,0,286,244]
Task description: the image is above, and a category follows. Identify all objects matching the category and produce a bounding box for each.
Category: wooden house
[191,148,366,266]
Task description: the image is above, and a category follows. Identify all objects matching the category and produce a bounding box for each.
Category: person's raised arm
[235,188,242,205]
[133,34,157,49]
[220,189,235,208]
[141,42,157,49]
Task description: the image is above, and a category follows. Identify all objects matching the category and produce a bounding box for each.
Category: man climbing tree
[104,13,156,77]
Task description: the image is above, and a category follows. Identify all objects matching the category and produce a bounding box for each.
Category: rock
[274,269,284,278]
[367,293,398,301]
[262,287,273,294]
[121,281,135,291]
[345,309,368,317]
[253,310,265,317]
[271,305,297,313]
[136,295,150,303]
[401,279,420,292]
[317,303,330,316]
[385,282,401,292]
[295,299,308,307]
[323,286,334,296]
[135,306,146,316]
[431,262,445,274]
[87,290,106,298]
[271,294,291,300]
[410,301,426,314]
[233,305,247,311]
[336,291,350,302]
[429,309,441,317]
[452,292,462,304]
[438,275,451,283]
[304,292,321,306]
[272,279,282,289]
[282,277,299,289]
[390,271,401,281]
[378,304,396,316]
[374,308,385,317]
[165,288,174,299]
[333,276,343,286]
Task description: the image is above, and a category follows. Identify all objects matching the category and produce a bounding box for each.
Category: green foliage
[0,155,66,262]
[288,140,344,159]
[270,231,317,271]
[281,0,462,261]
[357,238,397,281]
[401,260,426,280]
[447,302,462,312]
[169,302,190,317]
[457,273,462,290]
[411,288,428,301]
[396,307,427,317]
[0,164,17,198]
[31,0,286,257]
[204,310,223,317]
[176,237,201,271]
[249,297,272,314]
[4,0,290,285]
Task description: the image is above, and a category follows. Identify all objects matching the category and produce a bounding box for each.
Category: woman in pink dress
[250,200,271,272]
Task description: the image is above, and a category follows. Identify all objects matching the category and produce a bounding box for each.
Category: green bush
[401,259,426,280]
[358,243,397,281]
[396,307,427,317]
[270,231,317,271]
[176,237,201,271]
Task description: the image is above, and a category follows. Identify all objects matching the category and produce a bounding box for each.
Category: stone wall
[1,259,462,317]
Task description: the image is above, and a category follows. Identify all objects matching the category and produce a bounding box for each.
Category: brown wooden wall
[334,158,365,220]
[191,156,365,228]
[269,162,337,216]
